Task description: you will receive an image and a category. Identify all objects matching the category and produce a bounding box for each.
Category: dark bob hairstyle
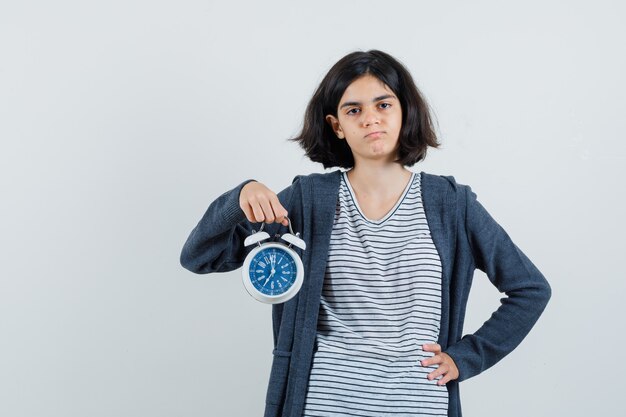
[288,49,440,169]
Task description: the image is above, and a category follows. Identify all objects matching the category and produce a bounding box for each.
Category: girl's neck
[346,163,412,198]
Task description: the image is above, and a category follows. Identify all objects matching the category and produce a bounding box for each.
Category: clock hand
[270,253,276,274]
[263,270,275,286]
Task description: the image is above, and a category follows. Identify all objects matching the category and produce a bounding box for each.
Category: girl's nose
[362,107,380,126]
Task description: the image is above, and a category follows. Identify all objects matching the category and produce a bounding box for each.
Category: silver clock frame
[242,242,304,304]
[241,217,306,304]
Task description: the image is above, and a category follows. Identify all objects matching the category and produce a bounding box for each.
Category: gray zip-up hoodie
[180,169,552,417]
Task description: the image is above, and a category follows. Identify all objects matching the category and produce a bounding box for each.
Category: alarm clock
[241,216,306,304]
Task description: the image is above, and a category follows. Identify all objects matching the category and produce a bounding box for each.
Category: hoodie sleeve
[179,176,301,274]
[443,183,552,382]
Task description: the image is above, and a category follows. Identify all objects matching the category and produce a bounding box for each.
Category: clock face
[248,246,298,296]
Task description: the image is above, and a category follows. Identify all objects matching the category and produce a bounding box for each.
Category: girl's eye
[346,103,391,115]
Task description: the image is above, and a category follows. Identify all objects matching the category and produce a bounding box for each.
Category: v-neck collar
[341,170,416,225]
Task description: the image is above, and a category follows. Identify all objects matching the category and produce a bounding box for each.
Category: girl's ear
[325,114,344,139]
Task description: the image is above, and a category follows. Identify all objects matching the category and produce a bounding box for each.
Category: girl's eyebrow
[339,94,396,109]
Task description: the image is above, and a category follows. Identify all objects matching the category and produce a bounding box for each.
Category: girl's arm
[180,176,300,274]
[443,184,552,382]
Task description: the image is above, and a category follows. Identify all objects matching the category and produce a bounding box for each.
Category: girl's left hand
[420,343,460,385]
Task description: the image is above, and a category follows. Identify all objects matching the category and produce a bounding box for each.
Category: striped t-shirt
[302,169,449,417]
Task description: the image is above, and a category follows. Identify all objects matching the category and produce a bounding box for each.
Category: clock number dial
[249,247,298,296]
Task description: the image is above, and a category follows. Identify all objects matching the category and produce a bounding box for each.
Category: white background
[1,1,624,416]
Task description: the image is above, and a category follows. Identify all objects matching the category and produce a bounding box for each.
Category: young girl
[180,49,551,417]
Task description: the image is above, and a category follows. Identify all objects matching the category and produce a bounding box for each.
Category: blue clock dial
[248,246,298,296]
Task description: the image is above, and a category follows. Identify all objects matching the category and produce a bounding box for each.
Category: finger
[240,201,256,223]
[421,351,445,366]
[421,354,443,367]
[257,195,276,224]
[421,344,441,366]
[243,200,264,224]
[422,343,441,353]
[269,195,288,225]
[437,373,452,385]
[249,198,266,223]
[427,363,448,381]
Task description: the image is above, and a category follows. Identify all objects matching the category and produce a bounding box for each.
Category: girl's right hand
[239,181,289,226]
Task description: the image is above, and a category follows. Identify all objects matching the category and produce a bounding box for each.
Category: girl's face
[326,74,403,166]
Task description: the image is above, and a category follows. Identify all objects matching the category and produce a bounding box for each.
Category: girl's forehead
[340,76,396,101]
[346,74,390,90]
